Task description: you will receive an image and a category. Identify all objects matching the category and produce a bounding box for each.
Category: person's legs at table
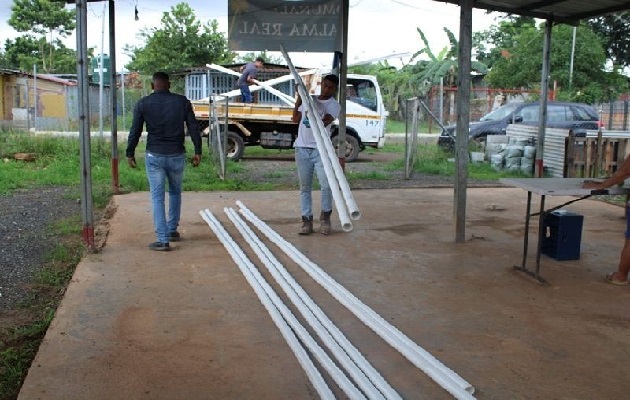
[606,202,630,285]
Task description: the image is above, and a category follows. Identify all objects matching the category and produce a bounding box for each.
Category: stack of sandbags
[504,145,523,171]
[521,145,536,174]
[486,137,536,175]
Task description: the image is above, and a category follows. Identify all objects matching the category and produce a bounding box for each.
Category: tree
[3,36,82,73]
[125,2,234,76]
[587,12,630,68]
[8,0,75,73]
[237,51,284,65]
[411,27,487,90]
[349,61,421,119]
[484,22,627,103]
[473,16,537,69]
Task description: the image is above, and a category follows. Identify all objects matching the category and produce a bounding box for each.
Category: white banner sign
[228,0,341,52]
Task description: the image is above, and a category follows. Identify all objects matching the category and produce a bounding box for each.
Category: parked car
[437,101,601,151]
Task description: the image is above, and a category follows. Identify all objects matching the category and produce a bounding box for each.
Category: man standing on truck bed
[292,74,341,236]
[238,57,264,103]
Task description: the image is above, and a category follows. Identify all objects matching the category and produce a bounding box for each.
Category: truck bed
[192,101,294,124]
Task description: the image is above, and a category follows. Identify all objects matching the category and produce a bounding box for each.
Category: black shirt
[126,89,202,158]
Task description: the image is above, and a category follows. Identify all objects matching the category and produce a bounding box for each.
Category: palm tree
[411,27,488,90]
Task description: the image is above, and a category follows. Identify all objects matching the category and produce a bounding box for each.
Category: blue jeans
[145,152,185,243]
[240,85,252,103]
[295,147,332,218]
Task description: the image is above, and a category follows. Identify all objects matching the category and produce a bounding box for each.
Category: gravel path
[0,187,81,309]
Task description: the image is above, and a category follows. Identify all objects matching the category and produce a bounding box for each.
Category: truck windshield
[479,103,520,121]
[346,79,377,112]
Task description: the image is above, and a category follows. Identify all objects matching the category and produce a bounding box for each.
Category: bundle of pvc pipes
[236,201,476,400]
[279,45,360,232]
[223,207,401,400]
[200,209,360,399]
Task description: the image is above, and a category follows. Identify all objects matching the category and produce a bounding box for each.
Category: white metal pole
[98,1,106,140]
[121,67,126,132]
[439,76,444,125]
[33,64,37,132]
[569,26,577,90]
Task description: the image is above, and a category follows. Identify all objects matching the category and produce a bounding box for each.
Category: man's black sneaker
[168,231,181,242]
[149,242,170,251]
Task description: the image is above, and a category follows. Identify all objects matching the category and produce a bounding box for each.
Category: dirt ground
[17,187,630,400]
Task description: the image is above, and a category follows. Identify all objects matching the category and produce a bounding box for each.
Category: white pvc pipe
[279,46,353,232]
[309,94,361,220]
[224,207,400,400]
[278,47,360,221]
[236,202,476,400]
[205,63,316,105]
[199,209,365,400]
[198,210,333,399]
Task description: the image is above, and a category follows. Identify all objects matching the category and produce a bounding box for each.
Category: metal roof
[437,0,630,24]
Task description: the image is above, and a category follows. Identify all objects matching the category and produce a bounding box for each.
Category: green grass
[347,170,389,180]
[0,307,51,399]
[385,118,432,133]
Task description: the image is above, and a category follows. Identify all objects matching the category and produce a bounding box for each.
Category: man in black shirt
[126,72,202,251]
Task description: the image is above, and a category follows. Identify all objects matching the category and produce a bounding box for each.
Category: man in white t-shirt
[291,74,341,235]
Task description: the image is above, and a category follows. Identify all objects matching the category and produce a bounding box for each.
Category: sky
[0,0,502,71]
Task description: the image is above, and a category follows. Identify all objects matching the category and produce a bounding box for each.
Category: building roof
[437,0,630,24]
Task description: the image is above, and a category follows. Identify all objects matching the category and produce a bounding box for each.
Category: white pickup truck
[190,73,387,162]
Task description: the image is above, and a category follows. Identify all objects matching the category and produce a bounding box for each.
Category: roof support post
[453,0,473,243]
[335,0,349,170]
[535,19,553,177]
[109,0,120,194]
[76,0,95,250]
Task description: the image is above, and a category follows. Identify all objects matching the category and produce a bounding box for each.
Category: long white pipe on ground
[279,45,354,231]
[224,207,400,400]
[199,209,365,400]
[236,202,476,400]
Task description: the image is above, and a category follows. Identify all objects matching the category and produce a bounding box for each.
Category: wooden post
[565,130,575,177]
[453,0,473,243]
[594,126,603,177]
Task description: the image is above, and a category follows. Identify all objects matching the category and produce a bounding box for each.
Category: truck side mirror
[512,115,523,123]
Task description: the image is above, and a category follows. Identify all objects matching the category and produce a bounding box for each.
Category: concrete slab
[18,188,630,399]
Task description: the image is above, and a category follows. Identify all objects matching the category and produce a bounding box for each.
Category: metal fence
[593,100,630,131]
[185,71,296,105]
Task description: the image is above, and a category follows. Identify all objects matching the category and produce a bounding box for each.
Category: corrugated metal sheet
[506,125,571,178]
[438,0,629,23]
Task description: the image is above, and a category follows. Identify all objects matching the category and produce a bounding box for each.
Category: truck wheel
[227,131,245,161]
[332,134,360,162]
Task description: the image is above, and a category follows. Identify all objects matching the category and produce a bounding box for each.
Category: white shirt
[293,95,341,148]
